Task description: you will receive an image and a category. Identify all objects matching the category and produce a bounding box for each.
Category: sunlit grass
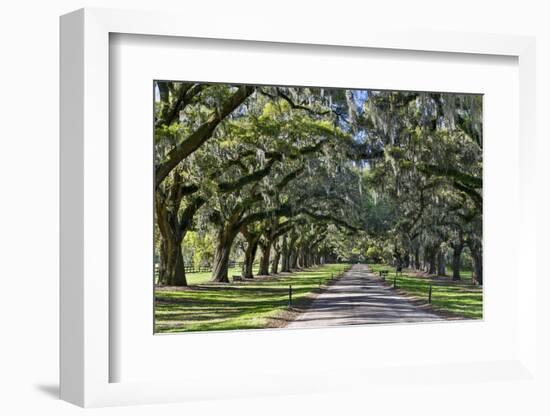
[155,263,350,333]
[369,263,482,319]
[184,266,260,285]
[444,266,474,281]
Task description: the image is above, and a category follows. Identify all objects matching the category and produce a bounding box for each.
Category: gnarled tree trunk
[157,236,185,286]
[211,239,232,283]
[241,231,260,279]
[296,244,305,269]
[467,238,483,285]
[425,245,437,275]
[451,234,464,281]
[437,251,447,276]
[403,252,410,268]
[414,247,421,270]
[452,246,463,281]
[280,236,290,272]
[258,239,271,276]
[161,238,186,286]
[155,172,206,286]
[271,241,281,274]
[290,247,299,269]
[211,224,239,283]
[472,251,482,285]
[155,190,187,286]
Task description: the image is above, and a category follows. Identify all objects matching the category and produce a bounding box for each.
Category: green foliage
[154,80,483,320]
[366,246,382,262]
[182,231,215,267]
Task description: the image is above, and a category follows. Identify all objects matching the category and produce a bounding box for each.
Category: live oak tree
[154,82,259,285]
[153,81,483,287]
[198,94,356,282]
[155,83,255,188]
[358,91,483,284]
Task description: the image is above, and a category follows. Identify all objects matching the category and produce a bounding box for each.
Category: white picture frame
[60,7,537,408]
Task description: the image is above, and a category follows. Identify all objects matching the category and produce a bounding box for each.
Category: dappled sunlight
[154,82,482,332]
[368,263,482,319]
[155,264,349,332]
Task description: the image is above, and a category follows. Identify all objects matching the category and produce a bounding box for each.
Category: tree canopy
[154,82,483,286]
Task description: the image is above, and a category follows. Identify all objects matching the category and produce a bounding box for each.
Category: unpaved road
[286,264,443,328]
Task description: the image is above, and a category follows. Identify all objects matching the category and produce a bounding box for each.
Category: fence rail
[154,260,251,276]
[183,265,212,273]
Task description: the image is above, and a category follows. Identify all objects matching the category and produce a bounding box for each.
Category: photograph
[153,82,483,333]
[3,0,545,412]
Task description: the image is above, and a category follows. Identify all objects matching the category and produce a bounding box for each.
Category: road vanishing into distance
[287,264,443,329]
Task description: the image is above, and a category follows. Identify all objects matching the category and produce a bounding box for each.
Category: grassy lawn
[369,263,483,320]
[155,263,350,333]
[444,266,474,281]
[155,266,259,285]
[184,266,260,285]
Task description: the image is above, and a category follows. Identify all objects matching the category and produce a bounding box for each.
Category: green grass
[444,266,473,281]
[155,263,350,333]
[184,266,260,285]
[369,263,483,319]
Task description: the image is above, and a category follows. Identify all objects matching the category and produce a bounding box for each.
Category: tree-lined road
[286,264,442,328]
[154,82,483,333]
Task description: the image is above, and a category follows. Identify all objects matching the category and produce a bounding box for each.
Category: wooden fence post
[288,285,292,308]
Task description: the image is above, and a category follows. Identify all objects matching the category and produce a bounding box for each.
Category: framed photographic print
[60,8,537,408]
